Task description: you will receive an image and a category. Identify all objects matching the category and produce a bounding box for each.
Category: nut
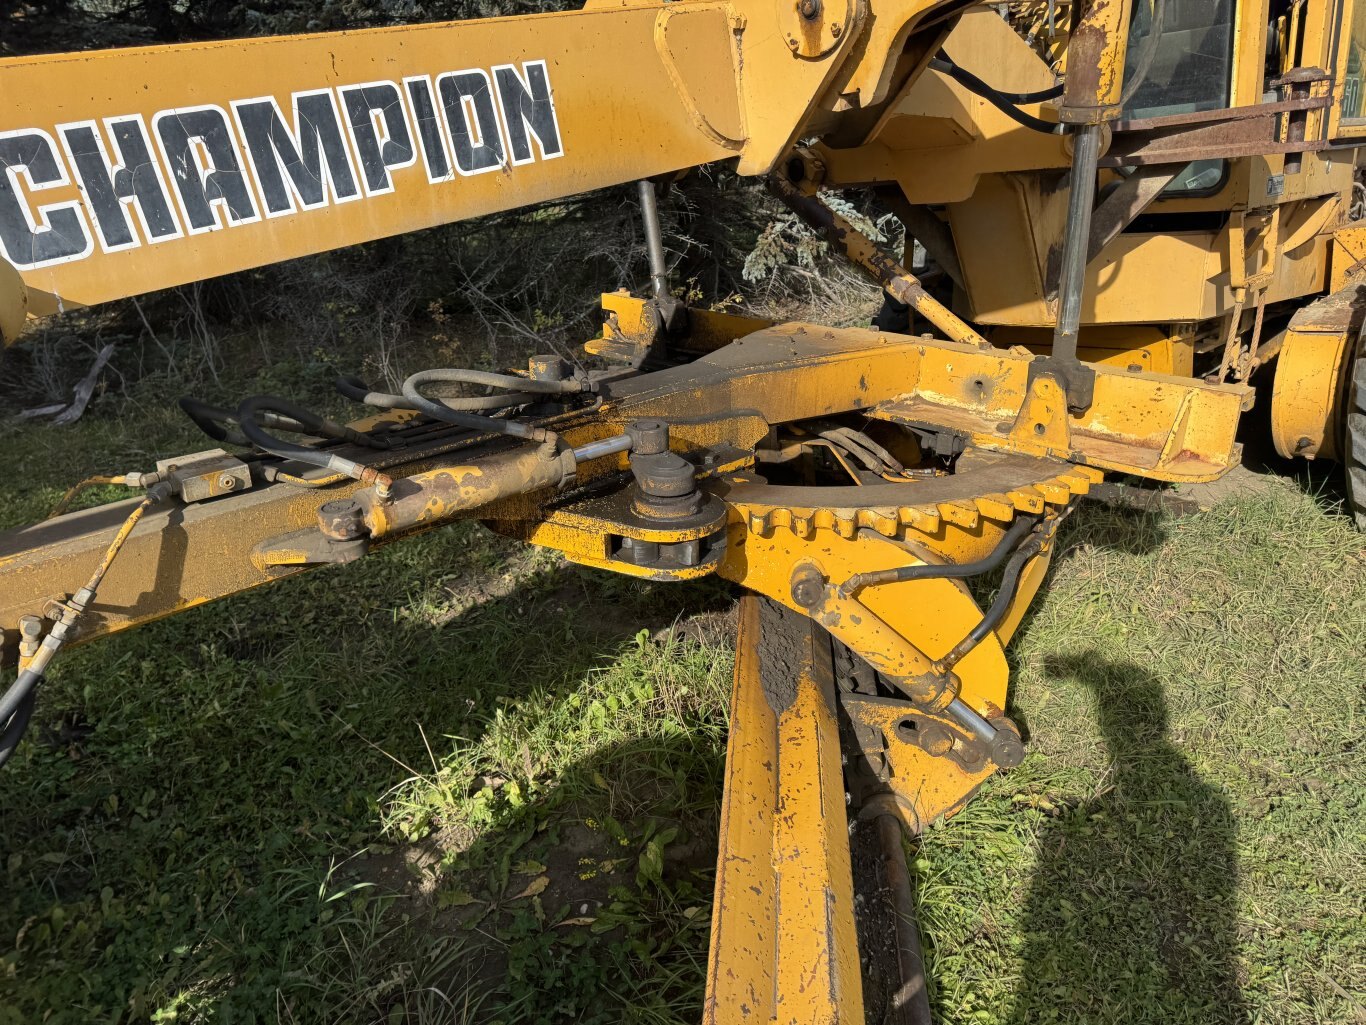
[318,499,366,540]
[789,564,826,609]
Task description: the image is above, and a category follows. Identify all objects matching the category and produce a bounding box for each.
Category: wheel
[1347,334,1366,530]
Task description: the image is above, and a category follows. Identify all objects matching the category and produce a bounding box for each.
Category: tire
[1347,339,1366,530]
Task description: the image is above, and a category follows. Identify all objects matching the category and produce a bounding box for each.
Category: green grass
[1,376,1364,1023]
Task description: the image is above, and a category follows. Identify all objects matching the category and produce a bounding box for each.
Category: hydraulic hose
[0,690,35,770]
[0,483,173,770]
[816,427,906,475]
[334,375,413,411]
[401,371,556,442]
[337,373,554,413]
[929,55,1061,134]
[939,529,1047,671]
[838,512,1040,598]
[933,52,1063,104]
[47,474,153,519]
[180,396,310,447]
[236,396,394,493]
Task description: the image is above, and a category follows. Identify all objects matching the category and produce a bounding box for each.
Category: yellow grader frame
[2,0,1364,1018]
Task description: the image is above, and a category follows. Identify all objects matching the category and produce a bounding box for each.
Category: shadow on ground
[342,729,723,1025]
[1006,651,1247,1025]
[0,533,734,1024]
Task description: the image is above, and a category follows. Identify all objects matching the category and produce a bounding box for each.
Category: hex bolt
[17,615,44,660]
[318,499,366,541]
[798,0,820,18]
[219,473,238,491]
[790,564,826,609]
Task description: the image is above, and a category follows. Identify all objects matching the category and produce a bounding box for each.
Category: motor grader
[1,0,1362,1019]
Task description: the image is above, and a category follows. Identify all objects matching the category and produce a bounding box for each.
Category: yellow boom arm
[0,0,955,342]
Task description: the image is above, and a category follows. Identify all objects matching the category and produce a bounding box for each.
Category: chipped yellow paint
[705,596,863,1025]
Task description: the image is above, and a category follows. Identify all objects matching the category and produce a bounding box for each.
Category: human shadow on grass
[1007,652,1247,1025]
[343,729,723,1025]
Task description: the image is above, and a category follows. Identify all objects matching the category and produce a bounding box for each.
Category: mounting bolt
[798,0,820,18]
[17,615,43,660]
[528,354,572,383]
[918,723,954,758]
[218,473,238,491]
[626,419,670,455]
[989,717,1026,769]
[318,499,366,541]
[830,21,842,36]
[790,564,826,609]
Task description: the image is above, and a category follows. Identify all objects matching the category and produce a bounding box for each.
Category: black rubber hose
[941,531,1047,670]
[236,396,398,490]
[179,397,239,443]
[0,685,36,770]
[238,396,390,454]
[934,52,1063,104]
[838,512,1040,597]
[1119,0,1166,109]
[334,376,413,411]
[180,397,311,446]
[929,56,1060,134]
[400,374,548,442]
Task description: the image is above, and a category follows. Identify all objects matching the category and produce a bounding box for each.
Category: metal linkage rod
[1051,122,1103,367]
[770,174,990,349]
[638,180,670,302]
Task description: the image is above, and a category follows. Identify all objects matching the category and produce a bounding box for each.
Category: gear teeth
[869,511,899,536]
[736,462,1102,539]
[1035,481,1071,504]
[975,494,1017,522]
[938,501,980,529]
[902,507,940,533]
[1057,468,1101,496]
[1010,487,1046,514]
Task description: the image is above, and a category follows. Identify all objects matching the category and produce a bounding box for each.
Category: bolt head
[219,473,238,490]
[918,724,954,758]
[989,718,1026,769]
[626,419,670,456]
[789,566,826,609]
[319,499,366,540]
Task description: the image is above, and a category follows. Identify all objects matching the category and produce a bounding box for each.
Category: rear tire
[1347,338,1366,530]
